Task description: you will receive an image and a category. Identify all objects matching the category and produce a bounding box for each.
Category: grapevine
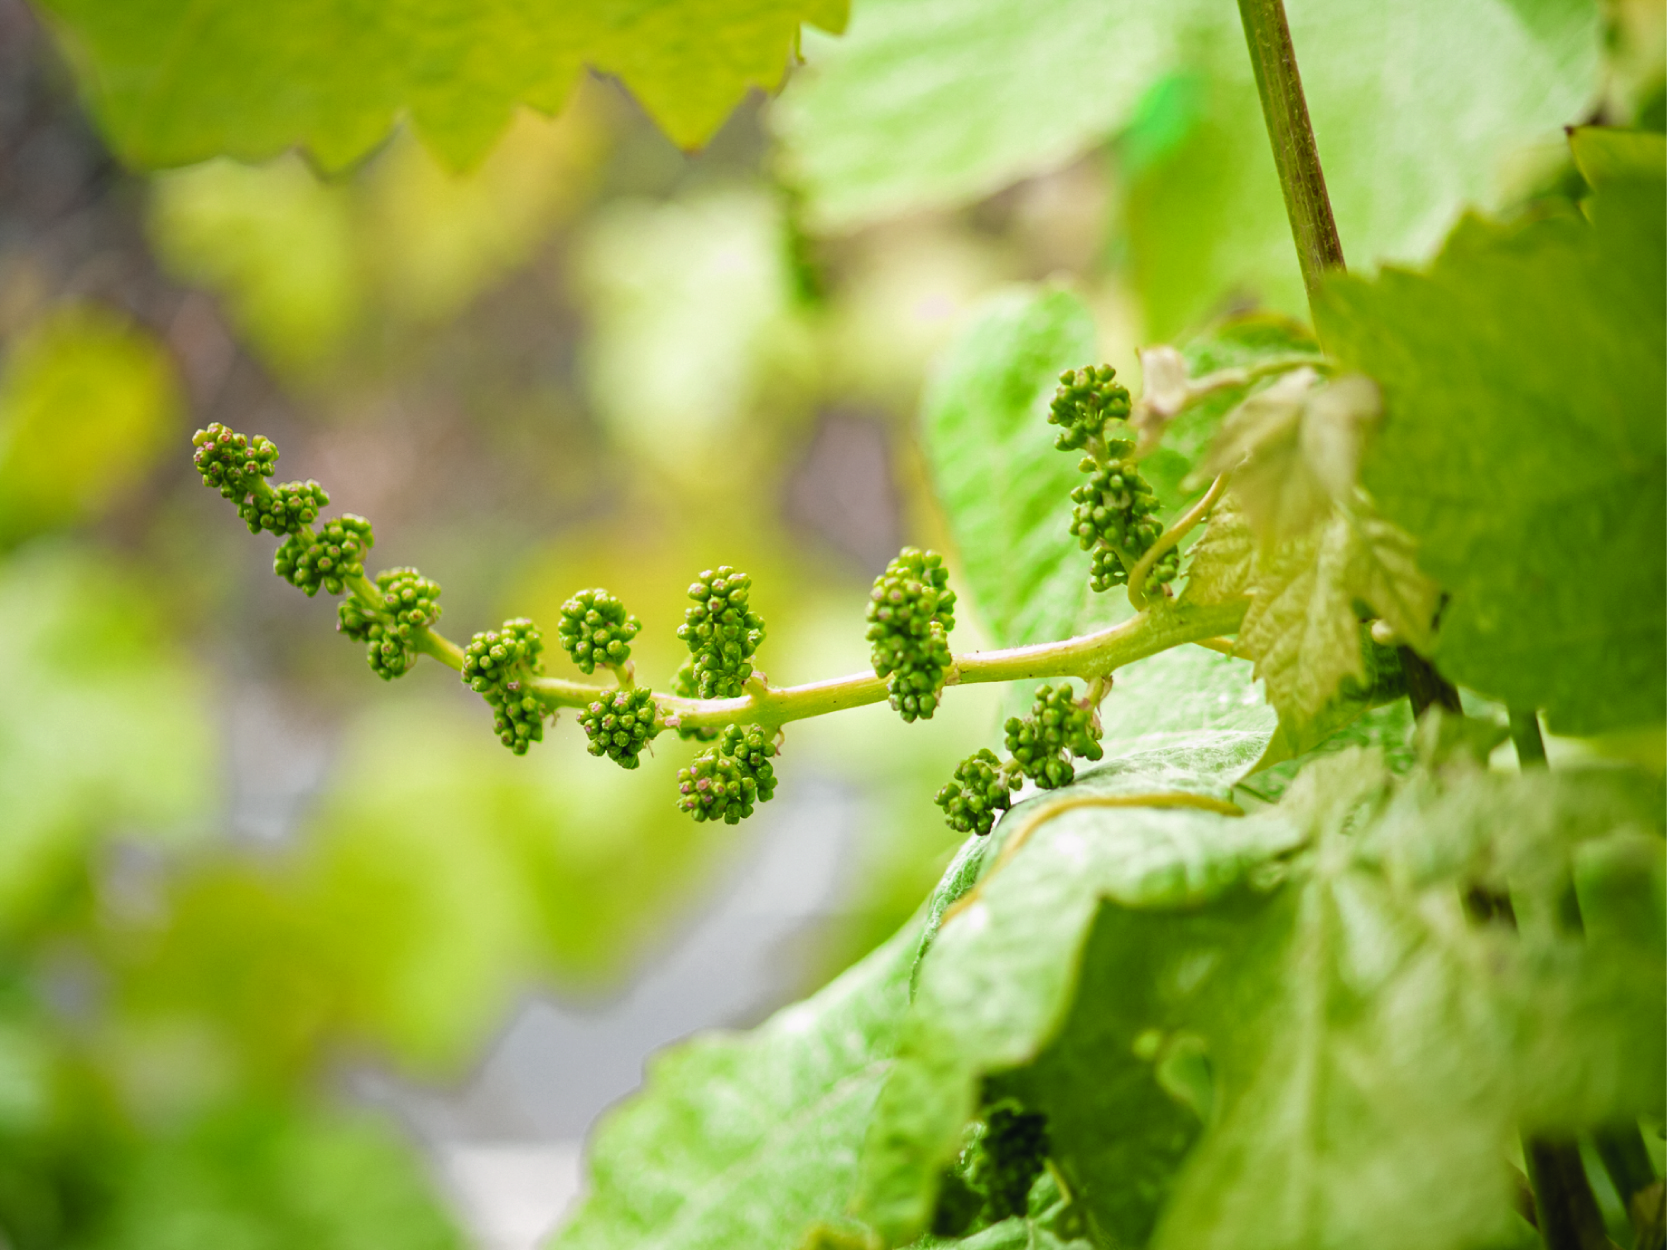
[188,421,1243,825]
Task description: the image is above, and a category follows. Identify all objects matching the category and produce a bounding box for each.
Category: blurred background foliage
[0,0,1659,1243]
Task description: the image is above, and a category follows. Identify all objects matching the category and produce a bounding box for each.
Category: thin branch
[1234,0,1344,301]
[1236,0,1462,720]
[1523,1137,1616,1250]
[1509,706,1549,769]
[1128,473,1230,609]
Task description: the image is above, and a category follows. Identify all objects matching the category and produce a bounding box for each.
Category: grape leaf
[1179,496,1254,608]
[1096,644,1276,766]
[1154,757,1666,1250]
[1318,158,1667,732]
[774,0,1214,228]
[921,286,1095,647]
[39,0,846,171]
[1339,509,1439,654]
[80,1099,465,1250]
[0,548,213,935]
[1135,314,1321,508]
[776,0,1599,335]
[0,306,181,542]
[1233,513,1366,726]
[1201,487,1437,734]
[550,915,921,1250]
[856,747,1304,1242]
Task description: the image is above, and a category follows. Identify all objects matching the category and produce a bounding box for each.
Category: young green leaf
[1152,755,1666,1250]
[1200,369,1379,546]
[1248,635,1409,774]
[921,287,1096,647]
[1095,643,1276,767]
[1319,159,1667,732]
[1178,495,1255,608]
[1121,1,1602,335]
[1234,513,1366,727]
[857,748,1304,1243]
[777,0,1599,333]
[552,916,921,1250]
[1134,314,1321,506]
[40,0,846,170]
[1338,509,1440,654]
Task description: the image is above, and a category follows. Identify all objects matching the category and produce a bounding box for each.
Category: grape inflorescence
[580,687,661,769]
[338,567,443,680]
[867,547,957,723]
[677,567,765,699]
[1049,366,1179,596]
[936,682,1104,832]
[557,588,641,675]
[463,619,547,755]
[935,748,1017,836]
[1007,683,1103,789]
[1047,365,1129,453]
[274,515,375,597]
[677,725,778,824]
[1070,463,1177,593]
[192,422,278,501]
[193,424,1140,831]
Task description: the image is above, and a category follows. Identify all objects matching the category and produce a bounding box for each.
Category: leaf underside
[40,0,849,170]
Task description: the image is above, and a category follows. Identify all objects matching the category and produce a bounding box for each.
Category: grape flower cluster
[936,749,1018,836]
[972,1102,1052,1221]
[936,683,1104,832]
[557,588,641,675]
[1070,464,1178,593]
[580,687,661,769]
[337,567,443,680]
[240,479,329,535]
[677,725,778,824]
[192,422,278,502]
[677,567,765,698]
[1007,683,1103,789]
[1047,365,1130,453]
[462,619,547,755]
[1048,366,1179,595]
[274,515,375,597]
[867,547,957,722]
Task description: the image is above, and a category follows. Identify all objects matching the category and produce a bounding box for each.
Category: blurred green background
[0,0,1659,1245]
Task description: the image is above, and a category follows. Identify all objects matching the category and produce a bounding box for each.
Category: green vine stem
[1236,0,1462,720]
[239,469,1247,738]
[1523,1138,1615,1250]
[491,598,1238,733]
[1234,0,1344,300]
[1509,706,1549,769]
[1128,474,1229,609]
[1505,702,1626,1250]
